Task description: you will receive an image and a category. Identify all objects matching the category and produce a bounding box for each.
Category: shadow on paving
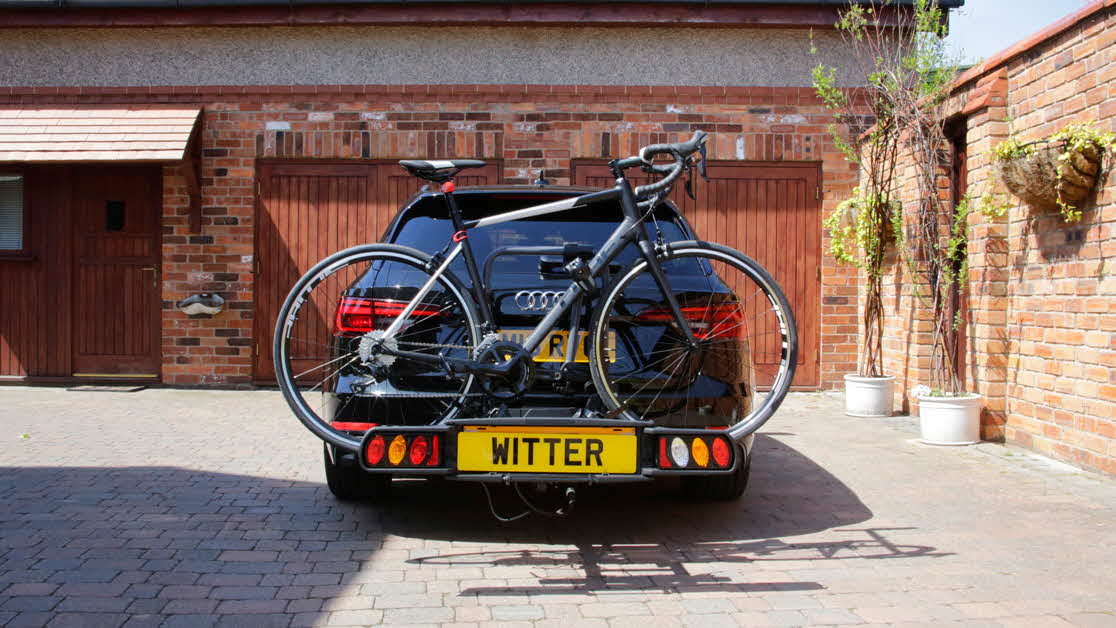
[0,434,949,626]
[385,434,948,597]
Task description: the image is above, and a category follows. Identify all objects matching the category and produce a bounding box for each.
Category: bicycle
[274,130,797,482]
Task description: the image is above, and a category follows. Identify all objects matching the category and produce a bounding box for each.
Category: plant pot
[844,374,895,417]
[917,394,983,445]
[996,143,1100,210]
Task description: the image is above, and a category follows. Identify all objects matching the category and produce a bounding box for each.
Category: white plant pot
[843,375,895,417]
[917,394,983,445]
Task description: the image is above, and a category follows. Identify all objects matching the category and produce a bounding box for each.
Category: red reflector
[334,297,444,336]
[331,421,379,432]
[658,437,671,468]
[409,435,428,465]
[441,181,455,193]
[366,435,386,466]
[426,435,440,467]
[711,437,731,468]
[635,303,746,339]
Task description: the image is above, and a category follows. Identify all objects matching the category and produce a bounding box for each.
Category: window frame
[0,167,31,260]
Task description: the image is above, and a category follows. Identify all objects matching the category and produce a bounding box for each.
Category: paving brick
[161,615,219,628]
[490,604,544,621]
[1,596,62,612]
[45,612,129,628]
[158,585,212,599]
[56,597,135,613]
[324,610,384,625]
[2,583,59,596]
[380,606,454,624]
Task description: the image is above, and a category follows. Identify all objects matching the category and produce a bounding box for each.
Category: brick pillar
[963,103,1011,440]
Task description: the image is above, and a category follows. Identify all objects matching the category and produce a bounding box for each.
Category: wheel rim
[592,247,796,440]
[275,249,478,451]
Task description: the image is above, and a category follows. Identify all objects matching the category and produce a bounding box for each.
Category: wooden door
[71,166,162,377]
[253,161,499,382]
[574,161,822,389]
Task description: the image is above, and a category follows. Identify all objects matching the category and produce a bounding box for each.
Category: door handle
[141,265,160,289]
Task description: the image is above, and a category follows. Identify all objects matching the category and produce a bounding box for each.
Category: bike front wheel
[588,241,797,441]
[273,244,482,452]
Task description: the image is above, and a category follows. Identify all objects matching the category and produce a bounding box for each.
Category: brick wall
[877,4,1116,474]
[0,84,861,389]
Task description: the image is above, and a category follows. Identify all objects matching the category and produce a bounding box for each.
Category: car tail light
[388,434,407,465]
[669,437,690,467]
[655,434,734,470]
[659,437,672,469]
[426,435,441,466]
[366,435,385,465]
[691,438,709,468]
[334,297,444,336]
[635,302,745,339]
[711,437,731,468]
[362,431,446,470]
[331,421,379,432]
[409,436,428,465]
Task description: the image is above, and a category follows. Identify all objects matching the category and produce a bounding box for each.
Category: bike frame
[377,165,698,376]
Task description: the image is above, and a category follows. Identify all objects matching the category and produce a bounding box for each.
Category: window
[0,175,25,253]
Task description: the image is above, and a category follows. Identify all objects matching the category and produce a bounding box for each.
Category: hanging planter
[993,122,1114,222]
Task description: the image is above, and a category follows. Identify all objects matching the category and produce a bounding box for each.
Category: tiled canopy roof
[0,106,201,162]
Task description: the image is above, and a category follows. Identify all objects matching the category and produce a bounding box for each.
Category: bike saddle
[399,159,487,182]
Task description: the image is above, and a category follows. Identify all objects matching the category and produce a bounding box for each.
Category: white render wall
[0,25,861,87]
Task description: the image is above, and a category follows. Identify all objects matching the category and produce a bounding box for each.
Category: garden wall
[873,2,1116,475]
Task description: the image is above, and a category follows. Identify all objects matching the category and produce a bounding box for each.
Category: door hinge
[816,186,821,200]
[817,267,822,281]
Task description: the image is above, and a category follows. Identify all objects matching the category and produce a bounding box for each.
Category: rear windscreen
[391,194,691,276]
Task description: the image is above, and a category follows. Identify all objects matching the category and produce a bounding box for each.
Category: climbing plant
[814,0,968,393]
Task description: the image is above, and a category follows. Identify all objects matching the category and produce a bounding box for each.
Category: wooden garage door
[574,161,821,389]
[253,161,499,382]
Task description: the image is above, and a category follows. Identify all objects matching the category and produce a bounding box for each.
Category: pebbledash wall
[877,2,1116,475]
[0,25,866,389]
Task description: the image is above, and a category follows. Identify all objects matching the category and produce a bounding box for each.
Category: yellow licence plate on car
[456,426,637,474]
[497,329,615,363]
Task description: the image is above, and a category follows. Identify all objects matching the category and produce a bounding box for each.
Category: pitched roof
[0,106,201,162]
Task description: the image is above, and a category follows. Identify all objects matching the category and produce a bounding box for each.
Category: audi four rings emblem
[514,290,563,311]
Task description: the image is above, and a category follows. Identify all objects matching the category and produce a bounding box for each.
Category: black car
[320,185,755,501]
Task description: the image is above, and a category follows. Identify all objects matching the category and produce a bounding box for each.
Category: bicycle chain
[349,338,484,399]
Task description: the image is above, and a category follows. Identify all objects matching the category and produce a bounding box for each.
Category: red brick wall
[0,85,861,389]
[878,5,1116,475]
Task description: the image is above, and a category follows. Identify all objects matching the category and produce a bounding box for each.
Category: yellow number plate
[457,426,637,474]
[497,329,616,363]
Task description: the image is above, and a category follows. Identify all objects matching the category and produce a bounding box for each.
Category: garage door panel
[253,161,499,382]
[573,161,820,389]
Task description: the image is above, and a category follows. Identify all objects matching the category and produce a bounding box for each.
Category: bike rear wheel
[588,241,797,441]
[274,244,482,451]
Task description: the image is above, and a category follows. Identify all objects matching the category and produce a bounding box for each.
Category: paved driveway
[1,387,1114,628]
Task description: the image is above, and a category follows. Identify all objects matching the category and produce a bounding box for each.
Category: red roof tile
[0,105,202,162]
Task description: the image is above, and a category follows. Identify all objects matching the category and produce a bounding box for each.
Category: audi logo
[514,290,564,311]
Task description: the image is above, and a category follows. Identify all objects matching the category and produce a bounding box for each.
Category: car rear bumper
[355,417,752,483]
